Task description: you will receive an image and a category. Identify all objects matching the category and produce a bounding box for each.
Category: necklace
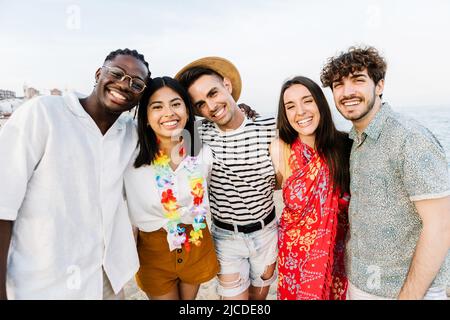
[153,150,207,252]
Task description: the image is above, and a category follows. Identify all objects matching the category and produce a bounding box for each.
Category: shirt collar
[64,91,89,118]
[213,113,248,134]
[63,91,126,131]
[349,102,392,142]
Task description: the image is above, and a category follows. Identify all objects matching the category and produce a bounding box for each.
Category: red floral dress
[277,138,349,300]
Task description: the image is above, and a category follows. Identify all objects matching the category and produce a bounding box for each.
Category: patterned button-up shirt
[346,103,450,298]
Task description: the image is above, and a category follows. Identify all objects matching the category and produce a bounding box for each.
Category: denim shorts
[211,219,278,297]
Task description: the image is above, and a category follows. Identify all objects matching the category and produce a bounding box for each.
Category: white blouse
[124,144,213,234]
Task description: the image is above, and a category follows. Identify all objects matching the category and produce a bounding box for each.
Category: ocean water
[333,105,450,168]
[2,104,450,167]
[399,106,450,167]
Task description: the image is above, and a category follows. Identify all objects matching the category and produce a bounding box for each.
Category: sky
[1,0,450,116]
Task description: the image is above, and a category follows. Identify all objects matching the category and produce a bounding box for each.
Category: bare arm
[0,220,12,300]
[398,196,450,299]
[132,226,139,244]
[269,138,284,190]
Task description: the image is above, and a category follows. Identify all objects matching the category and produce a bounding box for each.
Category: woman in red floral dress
[270,76,352,300]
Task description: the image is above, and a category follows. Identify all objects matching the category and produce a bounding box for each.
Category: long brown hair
[277,76,352,194]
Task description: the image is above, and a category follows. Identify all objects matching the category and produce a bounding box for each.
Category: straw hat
[174,56,242,102]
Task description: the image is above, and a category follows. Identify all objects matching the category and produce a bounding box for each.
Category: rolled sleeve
[401,130,450,201]
[0,206,18,221]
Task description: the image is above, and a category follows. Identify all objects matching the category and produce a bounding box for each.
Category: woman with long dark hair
[270,76,352,300]
[124,76,218,300]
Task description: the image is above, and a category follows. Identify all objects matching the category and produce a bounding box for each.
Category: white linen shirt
[0,92,139,299]
[124,145,213,236]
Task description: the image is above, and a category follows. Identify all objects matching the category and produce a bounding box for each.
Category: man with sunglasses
[0,48,150,299]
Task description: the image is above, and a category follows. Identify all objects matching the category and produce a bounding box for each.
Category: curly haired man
[321,46,450,300]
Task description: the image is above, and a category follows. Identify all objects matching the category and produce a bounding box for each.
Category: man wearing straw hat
[176,57,278,300]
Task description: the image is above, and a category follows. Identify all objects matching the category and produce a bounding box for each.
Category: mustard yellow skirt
[136,224,219,297]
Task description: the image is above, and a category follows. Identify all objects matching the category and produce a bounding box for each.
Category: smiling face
[283,84,320,148]
[147,86,188,141]
[331,68,384,126]
[95,54,148,114]
[187,74,240,130]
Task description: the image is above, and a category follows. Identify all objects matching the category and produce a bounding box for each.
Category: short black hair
[104,48,151,79]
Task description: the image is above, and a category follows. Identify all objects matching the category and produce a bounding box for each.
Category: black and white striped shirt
[199,116,276,225]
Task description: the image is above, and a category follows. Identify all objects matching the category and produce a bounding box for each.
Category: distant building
[0,98,24,116]
[50,88,62,96]
[0,89,16,100]
[24,87,40,99]
[0,99,23,131]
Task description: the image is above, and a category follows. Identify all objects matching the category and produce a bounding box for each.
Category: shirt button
[177,249,182,253]
[177,258,183,263]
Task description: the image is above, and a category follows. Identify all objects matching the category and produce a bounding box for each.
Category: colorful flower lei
[154,151,207,252]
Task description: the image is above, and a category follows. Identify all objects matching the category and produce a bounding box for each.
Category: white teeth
[297,117,312,125]
[214,107,225,118]
[162,121,178,126]
[343,100,360,106]
[110,90,126,101]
